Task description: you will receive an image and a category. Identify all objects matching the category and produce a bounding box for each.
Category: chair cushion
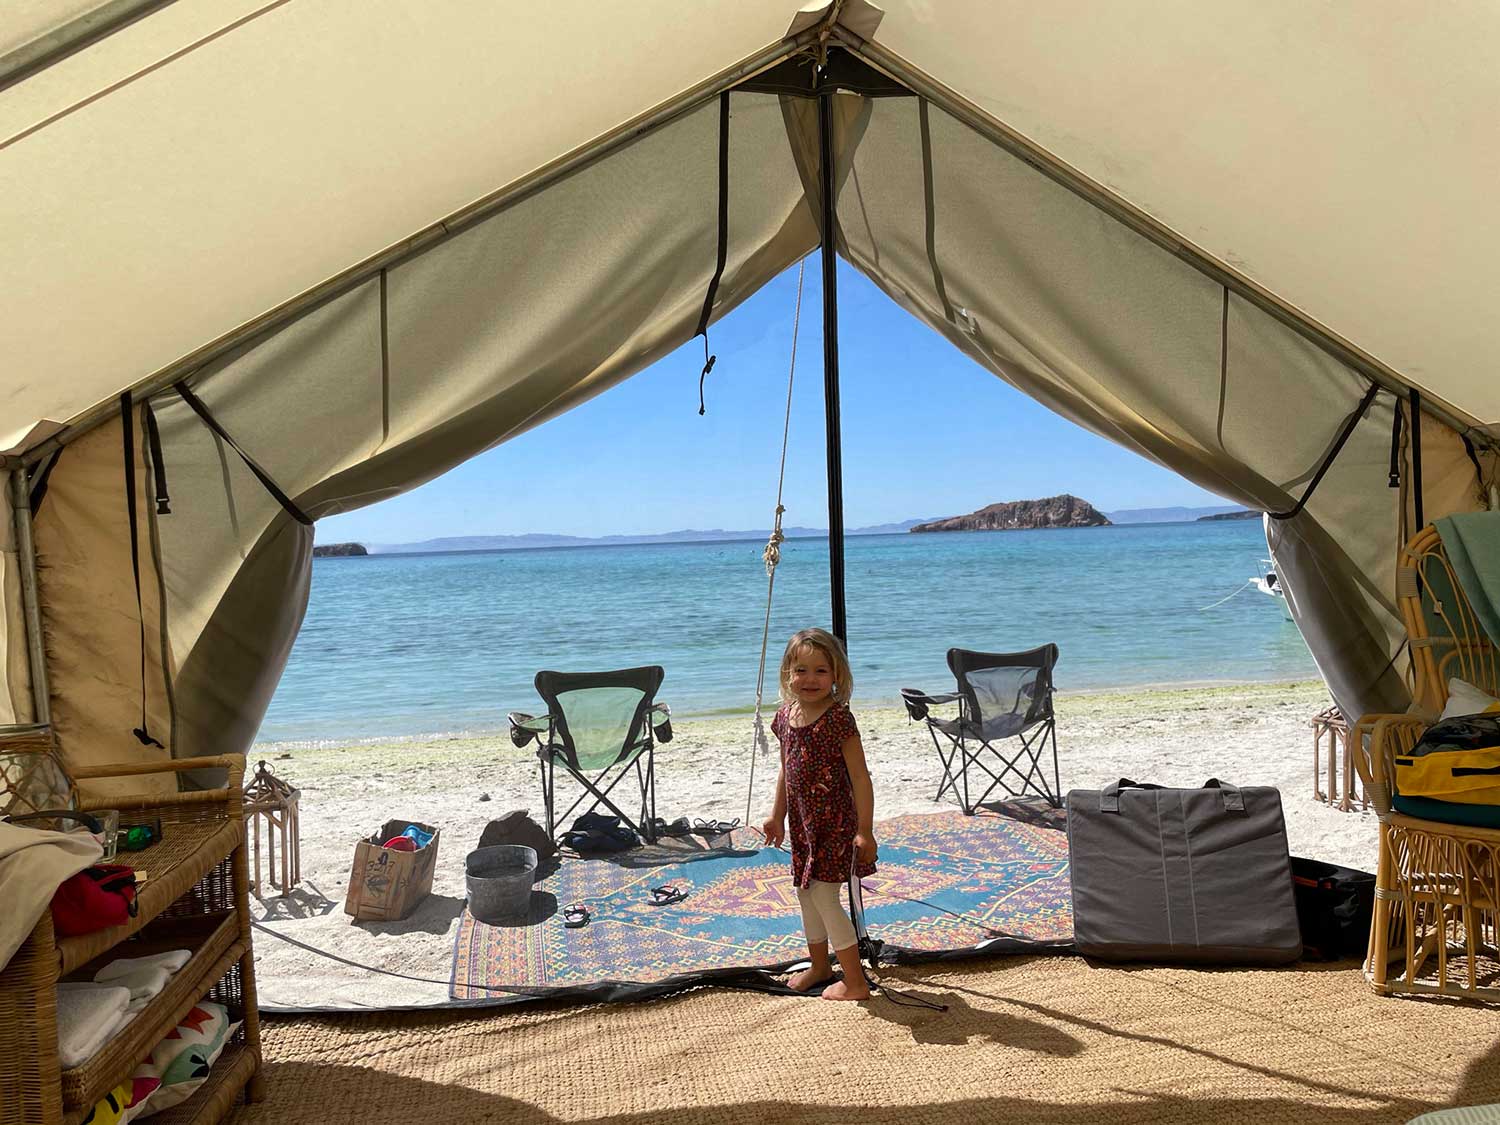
[1392,794,1500,830]
[930,714,1038,741]
[541,740,646,768]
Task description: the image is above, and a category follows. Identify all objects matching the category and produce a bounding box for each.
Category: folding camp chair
[507,666,672,844]
[901,645,1061,813]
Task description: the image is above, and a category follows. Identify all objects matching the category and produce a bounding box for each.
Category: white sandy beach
[249,680,1375,1010]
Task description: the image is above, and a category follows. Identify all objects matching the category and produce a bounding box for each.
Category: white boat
[1253,560,1294,621]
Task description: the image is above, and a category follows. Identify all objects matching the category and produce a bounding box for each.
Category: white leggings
[796,879,857,953]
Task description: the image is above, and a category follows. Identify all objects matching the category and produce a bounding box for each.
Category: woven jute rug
[234,955,1500,1124]
[452,805,1072,998]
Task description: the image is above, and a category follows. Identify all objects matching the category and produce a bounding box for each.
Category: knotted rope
[745,261,805,826]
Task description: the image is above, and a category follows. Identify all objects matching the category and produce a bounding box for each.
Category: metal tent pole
[8,469,50,726]
[818,88,847,646]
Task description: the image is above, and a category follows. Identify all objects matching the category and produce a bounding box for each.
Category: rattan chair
[1354,525,1500,1001]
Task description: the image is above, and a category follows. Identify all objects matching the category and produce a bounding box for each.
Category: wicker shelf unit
[0,748,264,1125]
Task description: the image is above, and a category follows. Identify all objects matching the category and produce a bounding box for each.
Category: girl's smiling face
[788,644,835,707]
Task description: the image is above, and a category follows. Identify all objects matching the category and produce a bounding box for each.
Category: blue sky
[316,259,1228,544]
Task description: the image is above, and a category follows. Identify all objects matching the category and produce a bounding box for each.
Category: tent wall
[44,91,816,760]
[30,410,176,800]
[820,92,1486,720]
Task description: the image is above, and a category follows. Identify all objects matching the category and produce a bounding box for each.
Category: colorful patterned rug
[450,804,1072,1000]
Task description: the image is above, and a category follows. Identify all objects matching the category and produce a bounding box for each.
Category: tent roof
[3,0,1497,456]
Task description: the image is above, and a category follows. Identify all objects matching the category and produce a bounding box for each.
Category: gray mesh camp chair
[507,666,671,844]
[901,645,1061,813]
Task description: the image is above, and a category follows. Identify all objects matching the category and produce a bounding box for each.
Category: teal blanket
[1436,512,1500,649]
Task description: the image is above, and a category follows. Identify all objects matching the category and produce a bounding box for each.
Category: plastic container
[465,844,538,923]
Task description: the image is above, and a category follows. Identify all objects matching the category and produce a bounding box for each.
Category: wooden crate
[343,819,439,921]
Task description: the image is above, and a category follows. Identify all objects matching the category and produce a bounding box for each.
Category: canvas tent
[1,0,1497,788]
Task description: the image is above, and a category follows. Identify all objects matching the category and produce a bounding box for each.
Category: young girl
[761,627,877,1001]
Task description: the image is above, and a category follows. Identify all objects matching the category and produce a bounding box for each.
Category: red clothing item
[772,701,876,887]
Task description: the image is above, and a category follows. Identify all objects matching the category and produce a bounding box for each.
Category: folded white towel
[94,948,191,982]
[55,984,130,1068]
[94,963,170,1001]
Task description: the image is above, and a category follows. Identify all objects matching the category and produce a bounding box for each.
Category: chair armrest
[70,754,245,813]
[649,702,672,744]
[899,688,961,722]
[1353,712,1429,816]
[507,711,550,749]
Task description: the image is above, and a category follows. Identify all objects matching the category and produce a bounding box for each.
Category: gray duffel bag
[1066,778,1301,964]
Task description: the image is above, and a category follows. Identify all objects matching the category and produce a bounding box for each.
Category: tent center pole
[8,470,51,727]
[818,88,847,647]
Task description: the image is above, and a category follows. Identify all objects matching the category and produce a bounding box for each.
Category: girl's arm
[841,735,877,862]
[762,748,789,848]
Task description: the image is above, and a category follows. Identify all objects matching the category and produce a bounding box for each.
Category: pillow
[1439,678,1500,721]
[130,1001,240,1118]
[80,1074,161,1125]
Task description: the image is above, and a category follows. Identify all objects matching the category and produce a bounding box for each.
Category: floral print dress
[772,701,876,887]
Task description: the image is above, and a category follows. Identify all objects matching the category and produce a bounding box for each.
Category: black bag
[1290,856,1375,961]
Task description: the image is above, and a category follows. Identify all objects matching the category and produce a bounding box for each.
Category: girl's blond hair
[778,627,854,705]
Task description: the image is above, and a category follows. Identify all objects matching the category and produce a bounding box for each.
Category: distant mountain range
[340,505,1254,554]
[361,519,936,554]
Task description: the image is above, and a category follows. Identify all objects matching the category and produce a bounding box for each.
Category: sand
[249,680,1376,1011]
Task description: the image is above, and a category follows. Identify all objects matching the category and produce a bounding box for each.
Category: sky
[316,259,1229,545]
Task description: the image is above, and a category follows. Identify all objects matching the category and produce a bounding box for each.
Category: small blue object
[401,825,434,849]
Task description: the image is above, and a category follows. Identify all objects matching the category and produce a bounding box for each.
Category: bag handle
[1099,778,1163,813]
[1100,779,1245,813]
[1202,778,1246,812]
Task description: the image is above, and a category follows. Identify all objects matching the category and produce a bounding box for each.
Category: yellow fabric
[1396,746,1500,805]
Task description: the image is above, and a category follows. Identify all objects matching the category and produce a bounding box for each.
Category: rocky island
[312,542,368,558]
[911,494,1110,533]
[1197,509,1259,522]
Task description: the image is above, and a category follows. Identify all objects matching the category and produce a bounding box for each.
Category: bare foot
[821,978,871,1002]
[787,967,834,992]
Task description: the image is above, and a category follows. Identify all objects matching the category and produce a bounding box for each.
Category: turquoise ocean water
[256,521,1316,745]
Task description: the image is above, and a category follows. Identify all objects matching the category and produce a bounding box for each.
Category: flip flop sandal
[649,884,688,906]
[692,817,741,836]
[563,904,591,928]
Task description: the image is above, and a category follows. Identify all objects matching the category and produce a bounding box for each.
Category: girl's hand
[854,831,877,864]
[761,816,786,848]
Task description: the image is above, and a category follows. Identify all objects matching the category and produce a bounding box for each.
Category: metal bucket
[465,844,538,923]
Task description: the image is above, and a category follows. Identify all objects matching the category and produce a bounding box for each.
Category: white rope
[1198,580,1254,612]
[746,260,806,827]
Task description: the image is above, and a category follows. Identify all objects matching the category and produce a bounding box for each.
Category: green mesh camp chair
[508,666,671,844]
[901,645,1061,813]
